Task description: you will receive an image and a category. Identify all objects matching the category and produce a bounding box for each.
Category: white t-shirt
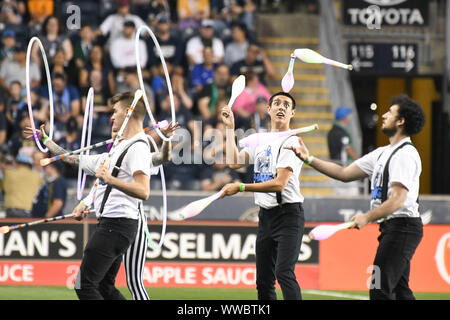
[185,36,224,65]
[243,135,304,209]
[80,132,153,219]
[100,13,146,48]
[110,37,147,69]
[354,137,421,221]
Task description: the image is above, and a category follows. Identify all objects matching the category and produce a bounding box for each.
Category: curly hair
[391,94,425,136]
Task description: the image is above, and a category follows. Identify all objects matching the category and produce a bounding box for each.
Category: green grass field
[0,286,449,300]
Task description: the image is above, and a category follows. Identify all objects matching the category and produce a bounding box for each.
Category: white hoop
[26,37,54,152]
[135,25,176,141]
[77,87,94,200]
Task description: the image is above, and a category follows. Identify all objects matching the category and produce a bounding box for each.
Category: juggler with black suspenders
[220,92,306,300]
[284,94,426,300]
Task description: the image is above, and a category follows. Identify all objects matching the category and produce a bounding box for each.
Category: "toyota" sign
[343,0,429,27]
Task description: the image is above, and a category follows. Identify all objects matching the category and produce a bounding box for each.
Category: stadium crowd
[0,0,317,218]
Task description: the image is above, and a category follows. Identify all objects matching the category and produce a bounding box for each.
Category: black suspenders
[99,139,148,215]
[379,142,417,203]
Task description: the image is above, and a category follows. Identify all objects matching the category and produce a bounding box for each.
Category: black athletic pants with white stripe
[256,202,304,300]
[370,217,423,300]
[123,202,150,300]
[75,217,138,300]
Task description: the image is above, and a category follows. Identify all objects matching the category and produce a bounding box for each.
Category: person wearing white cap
[185,19,224,67]
[98,0,146,49]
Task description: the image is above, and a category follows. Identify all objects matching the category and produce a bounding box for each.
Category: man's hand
[219,183,240,198]
[72,202,89,221]
[160,121,180,139]
[95,162,112,184]
[220,106,235,130]
[24,124,47,141]
[283,137,309,162]
[350,213,370,230]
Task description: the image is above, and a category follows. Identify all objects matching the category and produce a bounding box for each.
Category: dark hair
[66,117,78,133]
[42,16,63,37]
[110,91,146,121]
[231,22,248,39]
[269,92,296,109]
[391,94,425,136]
[52,72,67,82]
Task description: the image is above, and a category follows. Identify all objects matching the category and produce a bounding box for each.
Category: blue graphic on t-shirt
[371,164,383,200]
[254,146,274,182]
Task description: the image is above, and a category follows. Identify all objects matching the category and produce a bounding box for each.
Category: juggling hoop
[135,25,176,141]
[135,25,176,250]
[26,37,54,152]
[77,87,94,200]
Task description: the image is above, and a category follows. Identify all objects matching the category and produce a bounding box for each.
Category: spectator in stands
[7,113,38,157]
[252,96,270,132]
[73,25,96,70]
[200,151,241,191]
[51,49,78,87]
[79,44,115,98]
[232,71,271,120]
[177,0,210,35]
[51,49,67,76]
[98,0,146,48]
[31,161,67,218]
[147,14,184,77]
[56,117,80,179]
[197,63,231,120]
[144,0,172,29]
[4,80,25,135]
[190,46,216,94]
[80,68,113,139]
[0,0,25,25]
[40,72,80,141]
[230,43,276,85]
[212,0,256,33]
[224,23,249,67]
[0,152,42,217]
[0,29,16,65]
[0,43,41,94]
[185,19,224,67]
[35,15,73,64]
[327,106,359,165]
[110,20,148,75]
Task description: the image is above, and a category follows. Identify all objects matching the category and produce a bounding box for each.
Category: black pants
[370,217,423,300]
[256,203,304,300]
[75,217,138,300]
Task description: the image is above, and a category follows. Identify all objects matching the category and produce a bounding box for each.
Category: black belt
[380,217,422,226]
[261,202,302,212]
[97,216,136,222]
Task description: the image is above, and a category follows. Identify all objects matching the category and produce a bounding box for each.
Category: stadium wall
[0,219,449,292]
